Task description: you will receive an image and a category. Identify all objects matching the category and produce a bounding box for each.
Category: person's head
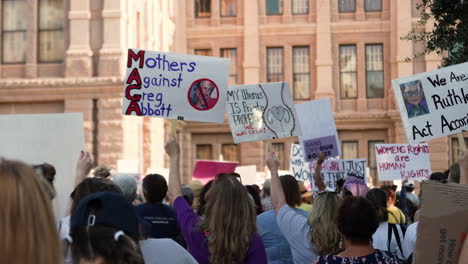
[404,182,415,193]
[197,180,214,216]
[199,80,215,100]
[430,171,448,183]
[112,175,138,202]
[203,173,256,264]
[142,174,168,203]
[365,188,388,222]
[279,175,302,208]
[381,185,397,206]
[341,177,369,198]
[448,163,460,183]
[70,192,143,264]
[262,179,271,197]
[33,163,57,200]
[402,80,424,106]
[0,159,61,264]
[245,184,263,215]
[298,180,313,204]
[71,177,122,214]
[337,196,379,246]
[93,166,111,179]
[181,185,195,206]
[308,191,342,255]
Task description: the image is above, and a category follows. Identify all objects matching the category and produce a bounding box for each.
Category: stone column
[65,0,93,77]
[315,0,335,103]
[25,0,38,78]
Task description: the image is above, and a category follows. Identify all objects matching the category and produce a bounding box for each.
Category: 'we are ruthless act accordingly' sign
[122,49,230,123]
[392,62,468,143]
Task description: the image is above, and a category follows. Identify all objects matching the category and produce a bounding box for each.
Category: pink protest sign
[193,160,238,185]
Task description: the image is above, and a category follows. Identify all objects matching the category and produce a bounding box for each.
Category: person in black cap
[69,192,144,264]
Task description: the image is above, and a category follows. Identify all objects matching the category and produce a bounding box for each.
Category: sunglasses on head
[215,173,242,183]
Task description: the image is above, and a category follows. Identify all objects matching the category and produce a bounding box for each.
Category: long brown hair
[308,192,342,255]
[0,159,61,264]
[202,173,257,263]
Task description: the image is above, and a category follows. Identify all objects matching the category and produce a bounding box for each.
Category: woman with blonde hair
[0,158,61,264]
[267,153,342,264]
[166,137,267,264]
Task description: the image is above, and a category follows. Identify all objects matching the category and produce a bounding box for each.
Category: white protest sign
[226,82,301,143]
[0,113,85,217]
[392,62,468,143]
[375,143,431,181]
[122,49,230,123]
[290,144,366,192]
[235,165,258,185]
[296,98,340,161]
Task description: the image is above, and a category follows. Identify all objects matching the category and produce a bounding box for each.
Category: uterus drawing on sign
[259,82,297,139]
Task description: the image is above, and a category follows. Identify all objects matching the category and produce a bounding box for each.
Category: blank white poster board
[0,113,85,218]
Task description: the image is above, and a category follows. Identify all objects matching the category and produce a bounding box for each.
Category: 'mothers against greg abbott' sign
[392,62,468,143]
[122,49,230,123]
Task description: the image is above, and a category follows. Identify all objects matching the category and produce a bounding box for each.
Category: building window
[2,0,27,64]
[368,140,384,185]
[272,143,285,169]
[38,0,65,63]
[221,144,238,161]
[366,44,384,98]
[338,0,356,12]
[195,0,211,17]
[451,137,468,163]
[339,45,357,98]
[266,0,282,15]
[342,141,358,159]
[365,0,382,12]
[293,46,310,99]
[196,144,213,160]
[221,48,237,84]
[267,47,283,82]
[292,0,308,14]
[194,49,212,56]
[220,0,236,17]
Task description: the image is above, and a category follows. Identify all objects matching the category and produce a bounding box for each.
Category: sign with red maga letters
[122,49,230,123]
[375,143,431,181]
[226,82,301,143]
[392,62,468,143]
[192,160,238,185]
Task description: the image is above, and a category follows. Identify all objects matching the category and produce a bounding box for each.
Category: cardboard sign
[122,49,230,123]
[392,62,468,143]
[0,113,85,217]
[296,98,340,161]
[235,165,257,185]
[226,82,301,143]
[290,144,366,192]
[375,143,431,181]
[414,181,468,264]
[192,160,238,185]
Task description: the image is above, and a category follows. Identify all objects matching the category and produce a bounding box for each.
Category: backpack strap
[391,224,405,259]
[387,223,392,252]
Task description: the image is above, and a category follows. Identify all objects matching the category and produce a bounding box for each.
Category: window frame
[292,46,311,100]
[266,0,283,16]
[292,0,309,15]
[221,143,239,161]
[195,0,211,18]
[220,0,237,17]
[196,144,213,160]
[339,44,358,99]
[341,141,359,159]
[220,48,238,84]
[365,43,384,99]
[1,0,27,64]
[338,0,356,13]
[364,0,382,12]
[37,0,65,63]
[266,47,284,83]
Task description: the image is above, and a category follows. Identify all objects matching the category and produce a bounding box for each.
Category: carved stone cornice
[0,77,124,89]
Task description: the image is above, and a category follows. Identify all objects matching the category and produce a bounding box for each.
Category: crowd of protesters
[1,136,467,264]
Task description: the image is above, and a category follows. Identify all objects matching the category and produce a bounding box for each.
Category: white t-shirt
[403,222,418,260]
[372,221,405,260]
[276,205,318,264]
[58,215,73,264]
[139,238,198,264]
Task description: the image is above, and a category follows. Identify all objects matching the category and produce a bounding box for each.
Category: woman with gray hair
[113,175,138,203]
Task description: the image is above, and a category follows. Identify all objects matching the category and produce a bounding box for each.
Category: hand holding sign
[266,152,280,173]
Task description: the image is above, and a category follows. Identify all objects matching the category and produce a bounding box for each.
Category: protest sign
[226,82,301,143]
[296,98,340,161]
[122,49,230,123]
[375,143,431,181]
[235,165,257,185]
[290,144,366,192]
[392,62,468,143]
[414,181,468,264]
[0,113,85,217]
[192,160,238,185]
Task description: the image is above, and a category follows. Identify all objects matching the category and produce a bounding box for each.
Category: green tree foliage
[404,0,468,66]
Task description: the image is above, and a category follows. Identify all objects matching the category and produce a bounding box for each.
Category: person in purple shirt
[165,136,267,264]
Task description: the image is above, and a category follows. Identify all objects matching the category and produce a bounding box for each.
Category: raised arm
[165,136,182,202]
[74,151,92,187]
[314,153,326,192]
[267,152,286,214]
[459,150,467,185]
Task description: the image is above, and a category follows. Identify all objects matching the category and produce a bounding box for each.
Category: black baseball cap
[70,192,140,240]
